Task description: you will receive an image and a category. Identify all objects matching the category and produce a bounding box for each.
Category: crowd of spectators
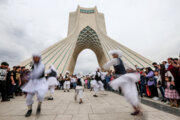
[0,62,30,102]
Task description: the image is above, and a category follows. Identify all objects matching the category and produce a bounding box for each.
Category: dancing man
[63,71,71,92]
[22,53,48,117]
[74,72,84,104]
[45,65,58,100]
[90,68,104,97]
[103,50,141,116]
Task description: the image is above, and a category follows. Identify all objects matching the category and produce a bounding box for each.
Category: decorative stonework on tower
[20,6,153,74]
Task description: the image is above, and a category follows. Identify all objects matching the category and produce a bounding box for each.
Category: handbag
[146,85,151,97]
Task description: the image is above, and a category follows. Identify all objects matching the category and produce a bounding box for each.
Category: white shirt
[101,72,107,80]
[31,62,45,80]
[103,58,130,70]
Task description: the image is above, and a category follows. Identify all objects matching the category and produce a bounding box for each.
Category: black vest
[95,72,101,81]
[113,58,126,75]
[49,70,57,77]
[77,78,82,86]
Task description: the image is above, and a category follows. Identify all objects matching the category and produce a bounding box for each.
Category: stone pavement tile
[104,105,128,113]
[64,103,80,115]
[91,106,107,114]
[89,113,112,120]
[34,115,56,120]
[79,104,93,114]
[72,114,89,120]
[54,114,72,120]
[109,113,144,120]
[0,115,36,120]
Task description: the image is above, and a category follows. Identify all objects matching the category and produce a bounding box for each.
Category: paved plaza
[0,90,179,120]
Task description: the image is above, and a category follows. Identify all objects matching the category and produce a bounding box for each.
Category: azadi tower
[20,6,153,74]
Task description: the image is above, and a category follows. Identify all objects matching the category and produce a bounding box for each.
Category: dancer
[22,53,48,117]
[45,65,58,100]
[90,68,104,97]
[63,71,71,92]
[74,72,84,104]
[103,50,141,116]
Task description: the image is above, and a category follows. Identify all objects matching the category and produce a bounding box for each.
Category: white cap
[109,50,123,57]
[32,53,41,57]
[77,72,83,78]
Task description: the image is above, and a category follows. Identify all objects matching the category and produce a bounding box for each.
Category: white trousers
[93,81,104,94]
[49,86,55,94]
[75,89,83,99]
[64,81,70,90]
[26,93,44,106]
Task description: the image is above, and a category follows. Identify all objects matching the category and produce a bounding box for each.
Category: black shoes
[67,90,70,92]
[25,109,32,117]
[79,101,83,104]
[131,111,140,116]
[36,106,41,115]
[48,97,54,100]
[93,95,98,97]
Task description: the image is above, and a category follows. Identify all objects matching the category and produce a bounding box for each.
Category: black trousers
[149,85,158,98]
[0,81,7,100]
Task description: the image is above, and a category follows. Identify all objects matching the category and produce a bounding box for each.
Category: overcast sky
[0,0,180,74]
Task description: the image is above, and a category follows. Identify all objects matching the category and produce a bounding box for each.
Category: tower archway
[67,26,107,73]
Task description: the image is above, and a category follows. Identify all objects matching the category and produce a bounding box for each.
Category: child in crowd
[165,76,180,107]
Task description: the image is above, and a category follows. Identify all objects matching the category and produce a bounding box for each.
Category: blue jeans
[140,84,146,97]
[73,83,77,89]
[159,86,165,98]
[87,81,91,89]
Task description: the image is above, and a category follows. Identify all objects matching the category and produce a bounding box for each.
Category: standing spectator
[140,72,147,97]
[7,66,16,98]
[58,73,64,90]
[171,58,180,96]
[105,71,111,90]
[20,66,29,86]
[146,67,159,100]
[6,67,13,98]
[155,70,166,102]
[71,75,77,89]
[84,76,88,89]
[152,62,160,72]
[167,58,178,79]
[157,64,167,102]
[0,62,10,102]
[14,66,22,96]
[87,75,91,89]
